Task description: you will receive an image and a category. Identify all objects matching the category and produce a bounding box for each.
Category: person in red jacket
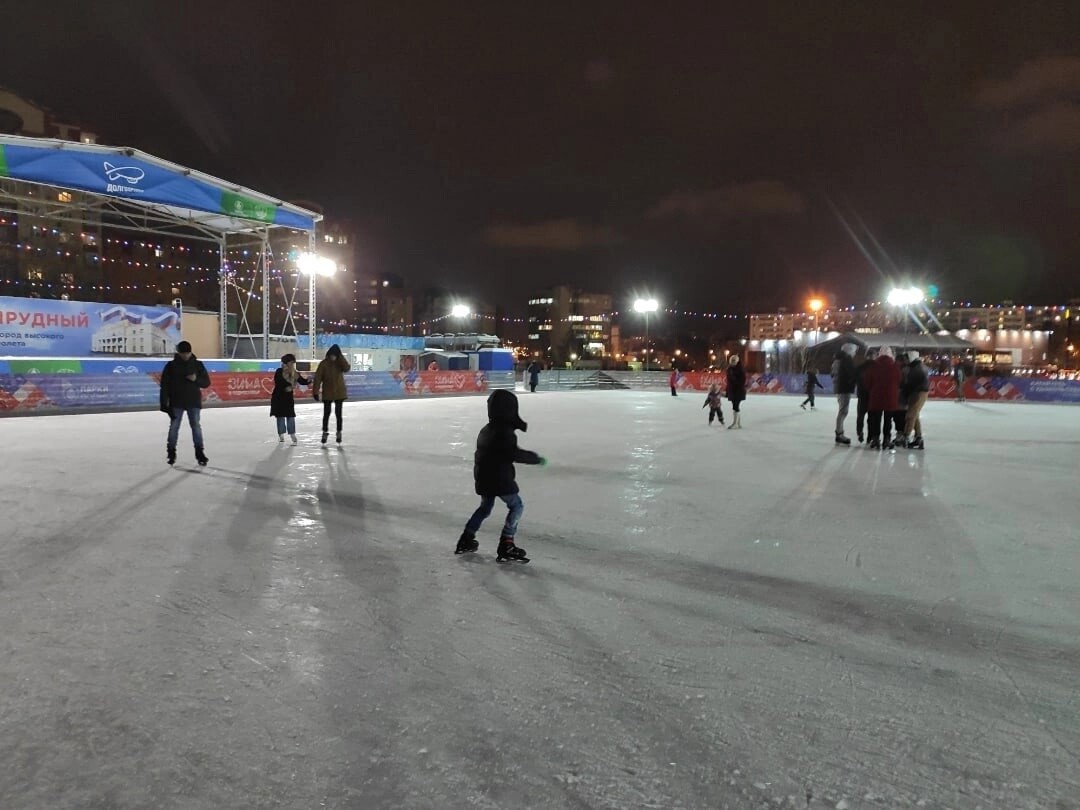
[863,346,901,450]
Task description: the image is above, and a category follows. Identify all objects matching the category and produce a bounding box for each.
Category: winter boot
[336,430,342,444]
[496,537,529,562]
[835,433,851,445]
[167,445,177,465]
[195,448,209,467]
[455,531,479,555]
[290,434,298,445]
[321,431,329,445]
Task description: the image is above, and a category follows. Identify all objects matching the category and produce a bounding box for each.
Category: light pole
[633,298,658,371]
[298,253,337,360]
[808,298,823,346]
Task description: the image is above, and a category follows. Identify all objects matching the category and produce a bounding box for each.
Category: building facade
[526,286,612,364]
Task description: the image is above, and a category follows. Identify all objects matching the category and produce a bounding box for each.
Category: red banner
[392,370,489,396]
[203,372,280,404]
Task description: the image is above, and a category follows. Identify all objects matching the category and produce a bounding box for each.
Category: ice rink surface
[0,390,1077,809]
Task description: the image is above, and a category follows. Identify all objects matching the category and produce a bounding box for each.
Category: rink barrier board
[2,367,1078,416]
[525,370,1080,404]
[0,369,516,416]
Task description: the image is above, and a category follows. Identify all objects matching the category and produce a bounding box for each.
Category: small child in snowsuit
[456,389,546,562]
[702,383,725,425]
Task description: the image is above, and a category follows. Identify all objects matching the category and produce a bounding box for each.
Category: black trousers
[708,406,724,424]
[856,395,868,436]
[322,399,343,432]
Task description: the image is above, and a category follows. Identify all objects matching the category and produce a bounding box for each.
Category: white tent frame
[0,135,321,358]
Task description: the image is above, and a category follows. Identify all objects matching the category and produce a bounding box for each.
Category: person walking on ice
[455,389,546,562]
[270,353,310,444]
[160,340,211,466]
[312,343,350,445]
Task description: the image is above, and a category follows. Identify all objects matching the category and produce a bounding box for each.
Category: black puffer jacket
[160,353,210,411]
[901,358,930,400]
[833,352,857,394]
[473,390,541,496]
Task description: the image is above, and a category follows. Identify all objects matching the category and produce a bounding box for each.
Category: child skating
[702,383,725,425]
[455,389,546,562]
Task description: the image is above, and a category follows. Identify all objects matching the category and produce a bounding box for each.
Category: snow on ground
[0,391,1077,809]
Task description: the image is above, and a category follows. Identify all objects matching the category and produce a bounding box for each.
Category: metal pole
[308,231,317,361]
[645,312,650,372]
[261,230,270,360]
[219,235,227,358]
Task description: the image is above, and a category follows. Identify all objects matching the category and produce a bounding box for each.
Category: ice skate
[278,434,285,443]
[907,436,924,450]
[195,448,209,467]
[336,430,342,444]
[868,439,880,450]
[167,445,177,465]
[835,433,851,445]
[857,432,864,443]
[321,431,329,445]
[455,531,479,555]
[290,434,298,445]
[496,537,529,563]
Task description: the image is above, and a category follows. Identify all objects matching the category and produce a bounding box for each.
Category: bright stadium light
[297,253,338,359]
[633,298,659,371]
[887,286,923,307]
[451,303,471,318]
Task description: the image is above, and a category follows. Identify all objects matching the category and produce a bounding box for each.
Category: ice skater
[854,348,876,442]
[702,383,725,425]
[159,340,211,466]
[270,353,310,444]
[864,345,900,450]
[726,355,746,429]
[312,343,350,445]
[455,389,546,562]
[832,343,857,444]
[527,360,542,393]
[800,368,824,410]
[669,368,680,396]
[901,351,929,449]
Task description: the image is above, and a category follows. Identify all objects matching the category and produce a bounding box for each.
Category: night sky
[3,2,1079,315]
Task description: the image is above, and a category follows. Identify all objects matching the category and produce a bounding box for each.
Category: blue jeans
[465,493,524,539]
[168,407,203,449]
[275,416,296,435]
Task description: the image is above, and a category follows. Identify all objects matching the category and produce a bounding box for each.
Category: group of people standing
[839,345,929,450]
[159,341,355,464]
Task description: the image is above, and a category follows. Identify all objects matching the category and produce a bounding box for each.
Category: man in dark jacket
[455,390,546,562]
[832,343,857,445]
[901,351,930,449]
[160,340,211,465]
[854,348,876,443]
[526,361,541,393]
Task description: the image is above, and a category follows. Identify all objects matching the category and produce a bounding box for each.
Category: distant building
[0,87,97,143]
[526,286,612,364]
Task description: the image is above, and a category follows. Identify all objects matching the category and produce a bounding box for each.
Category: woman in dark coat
[725,355,747,429]
[270,353,310,444]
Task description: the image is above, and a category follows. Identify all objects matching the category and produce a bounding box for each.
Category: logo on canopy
[103,162,145,193]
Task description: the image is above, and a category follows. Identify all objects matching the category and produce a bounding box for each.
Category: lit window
[57,191,73,203]
[323,234,334,243]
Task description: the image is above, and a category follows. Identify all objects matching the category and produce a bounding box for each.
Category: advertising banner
[393,370,488,396]
[0,296,181,357]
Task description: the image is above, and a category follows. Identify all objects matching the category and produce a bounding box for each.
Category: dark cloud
[647,181,805,222]
[976,56,1080,153]
[484,219,622,250]
[974,56,1080,109]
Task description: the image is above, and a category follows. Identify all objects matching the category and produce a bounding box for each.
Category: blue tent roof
[0,134,319,234]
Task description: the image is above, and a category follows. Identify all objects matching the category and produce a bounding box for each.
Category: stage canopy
[0,134,322,357]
